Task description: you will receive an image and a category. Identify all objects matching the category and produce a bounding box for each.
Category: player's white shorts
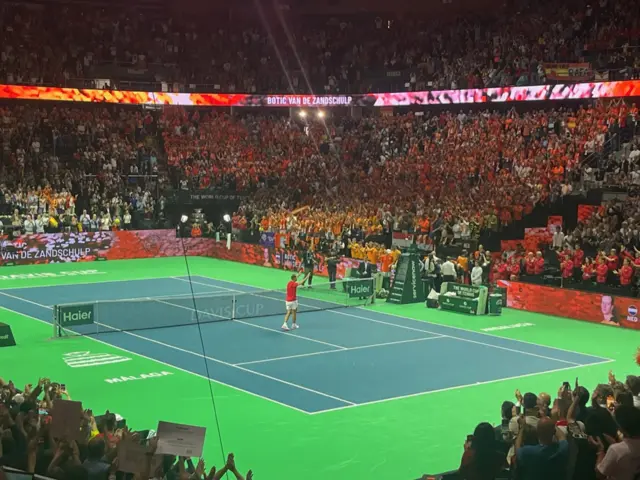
[285,300,299,311]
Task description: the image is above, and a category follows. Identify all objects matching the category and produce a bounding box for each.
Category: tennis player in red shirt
[282,272,310,331]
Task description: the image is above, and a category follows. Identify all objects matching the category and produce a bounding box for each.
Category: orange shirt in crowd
[456,255,469,272]
[380,253,393,273]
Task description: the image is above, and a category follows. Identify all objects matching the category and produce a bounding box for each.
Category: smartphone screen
[607,395,615,410]
[38,408,48,415]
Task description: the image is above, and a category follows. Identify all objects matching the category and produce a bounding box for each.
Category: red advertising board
[0,230,377,280]
[497,280,640,330]
[0,230,214,266]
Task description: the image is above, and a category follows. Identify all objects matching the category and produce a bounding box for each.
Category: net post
[232,294,236,320]
[52,306,58,338]
[369,277,375,305]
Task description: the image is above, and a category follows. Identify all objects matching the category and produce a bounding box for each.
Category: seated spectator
[458,422,507,480]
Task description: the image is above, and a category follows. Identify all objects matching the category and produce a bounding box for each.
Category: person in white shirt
[80,210,91,231]
[100,212,111,231]
[23,214,35,234]
[423,252,439,275]
[471,262,484,286]
[441,257,457,283]
[123,210,132,230]
[552,226,565,250]
[35,215,45,233]
[594,405,640,480]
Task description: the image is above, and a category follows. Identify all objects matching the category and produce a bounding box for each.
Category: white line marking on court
[0,275,189,291]
[44,289,232,306]
[0,294,355,407]
[152,298,347,351]
[308,358,616,415]
[172,276,245,293]
[0,291,50,309]
[0,306,312,415]
[481,323,535,332]
[234,335,447,366]
[173,277,587,367]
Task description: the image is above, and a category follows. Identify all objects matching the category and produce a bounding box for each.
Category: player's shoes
[291,324,299,330]
[281,323,290,331]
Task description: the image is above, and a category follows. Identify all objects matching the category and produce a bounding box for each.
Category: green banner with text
[346,279,374,298]
[56,304,95,327]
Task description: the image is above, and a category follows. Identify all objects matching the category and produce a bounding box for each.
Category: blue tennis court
[0,275,612,414]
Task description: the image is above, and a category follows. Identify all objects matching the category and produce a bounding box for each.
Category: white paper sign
[155,421,206,457]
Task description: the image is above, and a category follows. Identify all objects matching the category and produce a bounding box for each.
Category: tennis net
[52,278,375,337]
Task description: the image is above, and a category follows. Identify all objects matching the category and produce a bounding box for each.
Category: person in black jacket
[357,259,374,278]
[300,248,316,287]
[327,254,340,289]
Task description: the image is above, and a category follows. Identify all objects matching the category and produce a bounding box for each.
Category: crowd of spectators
[481,192,640,299]
[458,371,640,480]
[0,97,636,300]
[0,377,252,480]
[209,102,634,244]
[0,104,166,233]
[0,0,639,94]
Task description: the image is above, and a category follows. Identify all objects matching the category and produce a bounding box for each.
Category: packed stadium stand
[0,0,639,93]
[2,0,640,479]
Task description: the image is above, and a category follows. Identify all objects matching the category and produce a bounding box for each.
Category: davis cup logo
[627,305,638,323]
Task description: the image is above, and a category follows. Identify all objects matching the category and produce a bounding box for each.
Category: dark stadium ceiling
[168,0,506,14]
[21,0,506,14]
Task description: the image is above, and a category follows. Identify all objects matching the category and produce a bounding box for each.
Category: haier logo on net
[627,305,638,323]
[63,310,92,324]
[59,305,95,327]
[348,282,372,297]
